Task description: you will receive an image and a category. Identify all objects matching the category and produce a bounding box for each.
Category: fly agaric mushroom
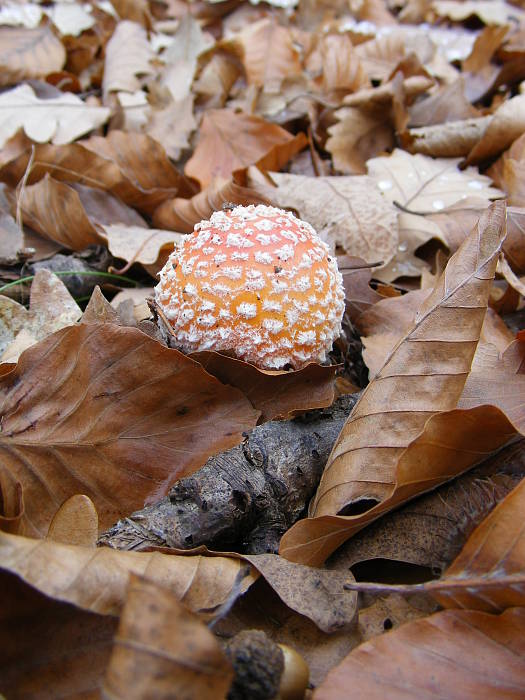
[154,205,345,370]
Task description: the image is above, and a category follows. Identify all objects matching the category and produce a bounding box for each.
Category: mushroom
[154,205,345,370]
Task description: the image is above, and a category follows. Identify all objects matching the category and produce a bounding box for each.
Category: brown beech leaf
[0,569,117,700]
[146,95,197,160]
[326,105,395,175]
[46,494,99,547]
[280,202,508,565]
[102,20,154,99]
[366,149,503,212]
[252,172,398,266]
[313,607,525,700]
[403,115,492,157]
[234,18,301,93]
[98,224,184,269]
[0,85,110,149]
[194,51,242,109]
[152,173,271,233]
[308,34,370,97]
[488,132,525,207]
[184,110,305,188]
[430,476,525,612]
[0,269,81,364]
[340,257,385,323]
[0,322,259,537]
[103,574,233,700]
[14,176,145,250]
[81,130,195,213]
[408,77,479,127]
[0,530,256,616]
[354,33,409,83]
[464,94,525,166]
[0,25,65,86]
[504,207,525,273]
[192,351,338,422]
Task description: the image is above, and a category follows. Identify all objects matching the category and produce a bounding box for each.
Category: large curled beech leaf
[280,201,510,565]
[0,322,259,537]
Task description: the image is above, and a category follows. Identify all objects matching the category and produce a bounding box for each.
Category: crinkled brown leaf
[234,18,301,93]
[0,530,256,616]
[146,95,197,161]
[403,115,491,157]
[488,132,525,207]
[251,172,399,265]
[0,322,259,536]
[184,109,305,188]
[465,94,525,165]
[152,173,270,233]
[313,607,525,700]
[280,202,508,565]
[408,77,479,127]
[192,350,338,422]
[99,224,184,269]
[0,25,65,86]
[102,574,233,700]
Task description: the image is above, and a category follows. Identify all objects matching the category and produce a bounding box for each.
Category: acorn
[154,205,345,370]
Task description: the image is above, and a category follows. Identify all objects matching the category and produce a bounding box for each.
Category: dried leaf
[153,174,271,232]
[99,224,184,268]
[102,20,154,99]
[235,18,301,93]
[488,132,525,207]
[102,575,233,700]
[0,322,259,537]
[47,494,99,547]
[313,607,525,700]
[280,202,508,565]
[194,51,242,109]
[253,172,399,265]
[146,95,197,161]
[326,105,395,175]
[0,84,110,149]
[0,25,65,86]
[0,530,256,616]
[432,0,525,26]
[192,351,338,422]
[465,94,525,165]
[408,77,478,127]
[0,569,117,699]
[366,149,502,212]
[0,269,81,364]
[184,109,304,188]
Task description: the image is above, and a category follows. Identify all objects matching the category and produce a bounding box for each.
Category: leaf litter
[0,0,525,697]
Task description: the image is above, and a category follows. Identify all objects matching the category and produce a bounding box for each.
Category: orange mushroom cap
[155,205,345,370]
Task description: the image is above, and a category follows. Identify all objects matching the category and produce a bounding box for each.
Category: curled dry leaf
[313,607,525,700]
[0,322,259,537]
[103,574,233,700]
[251,172,399,266]
[0,269,81,364]
[192,350,338,422]
[0,530,256,616]
[0,84,110,149]
[234,18,301,93]
[184,109,306,188]
[146,94,197,161]
[464,94,525,165]
[0,25,65,86]
[99,224,185,269]
[403,115,492,158]
[408,77,479,127]
[432,0,525,26]
[280,202,508,565]
[152,173,271,233]
[311,33,369,97]
[326,105,395,174]
[488,132,525,207]
[102,20,154,100]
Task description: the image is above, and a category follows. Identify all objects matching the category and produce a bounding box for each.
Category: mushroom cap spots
[155,205,345,370]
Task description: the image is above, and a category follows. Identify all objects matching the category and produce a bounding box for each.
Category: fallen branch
[99,393,359,553]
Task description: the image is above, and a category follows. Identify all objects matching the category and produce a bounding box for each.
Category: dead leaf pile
[1,0,525,697]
